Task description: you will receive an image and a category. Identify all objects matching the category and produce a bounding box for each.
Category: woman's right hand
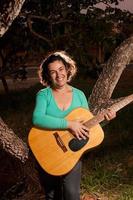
[67,120,89,140]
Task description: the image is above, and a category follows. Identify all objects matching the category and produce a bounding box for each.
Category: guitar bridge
[53,132,68,153]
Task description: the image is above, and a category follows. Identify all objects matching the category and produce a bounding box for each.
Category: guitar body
[28,107,104,176]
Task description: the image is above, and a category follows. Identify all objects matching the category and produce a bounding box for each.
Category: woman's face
[48,60,68,88]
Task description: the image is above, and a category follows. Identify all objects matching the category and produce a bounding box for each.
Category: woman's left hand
[104,109,116,121]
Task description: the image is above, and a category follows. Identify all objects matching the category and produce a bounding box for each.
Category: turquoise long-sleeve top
[32,87,89,129]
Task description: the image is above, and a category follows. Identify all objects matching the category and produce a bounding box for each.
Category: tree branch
[0,117,29,162]
[89,34,133,112]
[0,0,26,37]
[27,14,78,48]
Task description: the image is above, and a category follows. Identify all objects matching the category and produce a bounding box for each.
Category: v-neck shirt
[32,86,89,129]
[50,87,74,112]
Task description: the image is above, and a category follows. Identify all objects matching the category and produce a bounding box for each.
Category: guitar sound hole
[69,137,89,152]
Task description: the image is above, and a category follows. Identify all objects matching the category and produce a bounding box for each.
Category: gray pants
[38,161,81,200]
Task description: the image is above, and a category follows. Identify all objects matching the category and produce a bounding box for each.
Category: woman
[32,51,116,200]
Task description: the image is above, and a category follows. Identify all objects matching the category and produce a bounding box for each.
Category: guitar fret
[85,94,133,128]
[84,113,105,128]
[110,95,133,112]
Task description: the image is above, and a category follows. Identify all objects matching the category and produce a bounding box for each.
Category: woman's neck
[52,84,71,93]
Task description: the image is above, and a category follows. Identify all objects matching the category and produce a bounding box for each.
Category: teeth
[57,78,63,80]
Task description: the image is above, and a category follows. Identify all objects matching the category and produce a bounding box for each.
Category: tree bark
[0,117,29,162]
[89,35,133,114]
[0,0,26,37]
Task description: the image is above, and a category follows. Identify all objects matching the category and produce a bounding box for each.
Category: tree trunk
[0,0,44,198]
[89,35,133,114]
[0,0,26,37]
[0,118,44,199]
[0,117,28,162]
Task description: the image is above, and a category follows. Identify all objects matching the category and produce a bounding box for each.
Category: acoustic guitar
[28,94,133,176]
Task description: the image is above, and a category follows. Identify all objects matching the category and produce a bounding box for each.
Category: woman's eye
[50,71,55,75]
[60,68,64,71]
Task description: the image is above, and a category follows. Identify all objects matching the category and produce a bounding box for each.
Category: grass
[0,74,133,199]
[81,143,133,199]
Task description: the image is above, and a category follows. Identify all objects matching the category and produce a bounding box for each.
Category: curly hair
[38,51,77,86]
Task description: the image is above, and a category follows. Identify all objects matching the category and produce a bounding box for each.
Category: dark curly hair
[38,51,77,86]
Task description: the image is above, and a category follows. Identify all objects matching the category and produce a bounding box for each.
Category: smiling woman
[32,51,89,200]
[38,51,77,86]
[48,60,68,89]
[35,51,89,139]
[32,50,116,200]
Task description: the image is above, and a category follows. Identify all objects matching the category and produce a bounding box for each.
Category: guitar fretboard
[84,94,133,129]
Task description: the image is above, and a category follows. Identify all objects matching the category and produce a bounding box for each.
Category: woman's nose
[56,71,60,77]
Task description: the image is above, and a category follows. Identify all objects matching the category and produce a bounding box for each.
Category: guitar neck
[85,94,133,129]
